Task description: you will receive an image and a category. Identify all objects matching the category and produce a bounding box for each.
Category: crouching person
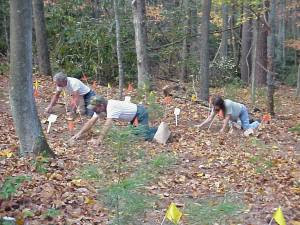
[45,72,96,117]
[196,96,260,133]
[68,95,158,146]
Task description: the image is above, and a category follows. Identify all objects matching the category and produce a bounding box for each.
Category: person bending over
[68,95,158,146]
[45,72,96,116]
[197,96,260,133]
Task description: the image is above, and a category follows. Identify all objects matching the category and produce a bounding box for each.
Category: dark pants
[83,90,96,116]
[132,105,158,141]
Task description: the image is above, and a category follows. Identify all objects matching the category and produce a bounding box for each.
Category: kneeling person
[69,95,157,146]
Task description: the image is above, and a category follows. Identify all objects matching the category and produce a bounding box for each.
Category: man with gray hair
[45,72,96,116]
[68,95,158,146]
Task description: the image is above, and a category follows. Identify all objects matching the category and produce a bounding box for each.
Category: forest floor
[0,75,299,225]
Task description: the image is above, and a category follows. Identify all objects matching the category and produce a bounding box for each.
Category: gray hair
[53,72,67,82]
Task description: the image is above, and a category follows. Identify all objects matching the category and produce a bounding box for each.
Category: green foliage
[100,126,176,225]
[43,208,60,219]
[0,176,30,200]
[0,0,9,55]
[0,62,9,75]
[31,156,49,174]
[210,58,240,87]
[45,0,136,83]
[185,194,244,225]
[78,164,102,181]
[288,124,300,134]
[136,87,164,121]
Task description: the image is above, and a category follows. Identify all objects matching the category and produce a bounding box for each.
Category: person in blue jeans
[196,96,260,133]
[68,95,157,146]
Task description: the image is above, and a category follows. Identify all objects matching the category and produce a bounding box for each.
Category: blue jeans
[131,105,158,141]
[83,90,96,116]
[240,105,260,130]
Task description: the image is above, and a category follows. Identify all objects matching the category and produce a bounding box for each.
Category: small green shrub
[0,176,30,200]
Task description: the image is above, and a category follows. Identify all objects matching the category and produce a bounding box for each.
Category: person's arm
[71,115,98,140]
[195,109,216,128]
[220,114,230,132]
[45,90,61,113]
[70,91,80,112]
[94,118,114,146]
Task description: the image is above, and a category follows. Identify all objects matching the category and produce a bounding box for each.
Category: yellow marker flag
[165,203,182,224]
[62,90,66,98]
[191,94,197,102]
[273,207,286,225]
[107,83,111,89]
[34,80,39,90]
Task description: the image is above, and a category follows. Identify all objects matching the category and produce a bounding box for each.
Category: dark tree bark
[277,0,286,66]
[296,63,300,97]
[220,2,228,60]
[113,0,125,99]
[198,0,211,101]
[180,0,191,82]
[267,0,276,115]
[240,4,252,84]
[255,17,268,86]
[32,0,52,76]
[10,0,55,157]
[132,0,151,88]
[251,18,258,104]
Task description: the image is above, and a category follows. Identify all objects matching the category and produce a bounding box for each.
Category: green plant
[288,124,300,134]
[185,194,244,225]
[0,176,30,200]
[43,208,60,219]
[0,62,9,75]
[78,164,102,181]
[31,156,49,174]
[100,126,176,225]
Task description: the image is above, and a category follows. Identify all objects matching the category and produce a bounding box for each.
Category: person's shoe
[244,128,254,137]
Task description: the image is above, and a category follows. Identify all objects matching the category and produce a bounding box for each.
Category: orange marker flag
[68,121,75,131]
[163,96,172,105]
[34,89,39,97]
[127,83,134,92]
[262,114,271,123]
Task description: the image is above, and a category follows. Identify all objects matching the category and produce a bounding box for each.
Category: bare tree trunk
[198,0,211,101]
[255,17,268,86]
[113,0,124,99]
[267,0,275,115]
[132,0,151,89]
[277,0,286,66]
[251,19,258,105]
[240,4,252,84]
[220,2,228,60]
[180,0,190,82]
[32,0,52,76]
[296,63,300,97]
[10,0,55,157]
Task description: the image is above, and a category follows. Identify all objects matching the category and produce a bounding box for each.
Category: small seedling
[0,176,30,200]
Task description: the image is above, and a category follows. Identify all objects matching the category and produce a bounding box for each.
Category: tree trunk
[113,0,125,99]
[277,0,286,66]
[240,4,252,84]
[267,0,275,115]
[32,0,52,76]
[220,2,228,60]
[255,17,268,86]
[10,0,55,157]
[198,0,211,101]
[132,0,151,89]
[296,63,300,97]
[251,19,258,105]
[180,0,190,82]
